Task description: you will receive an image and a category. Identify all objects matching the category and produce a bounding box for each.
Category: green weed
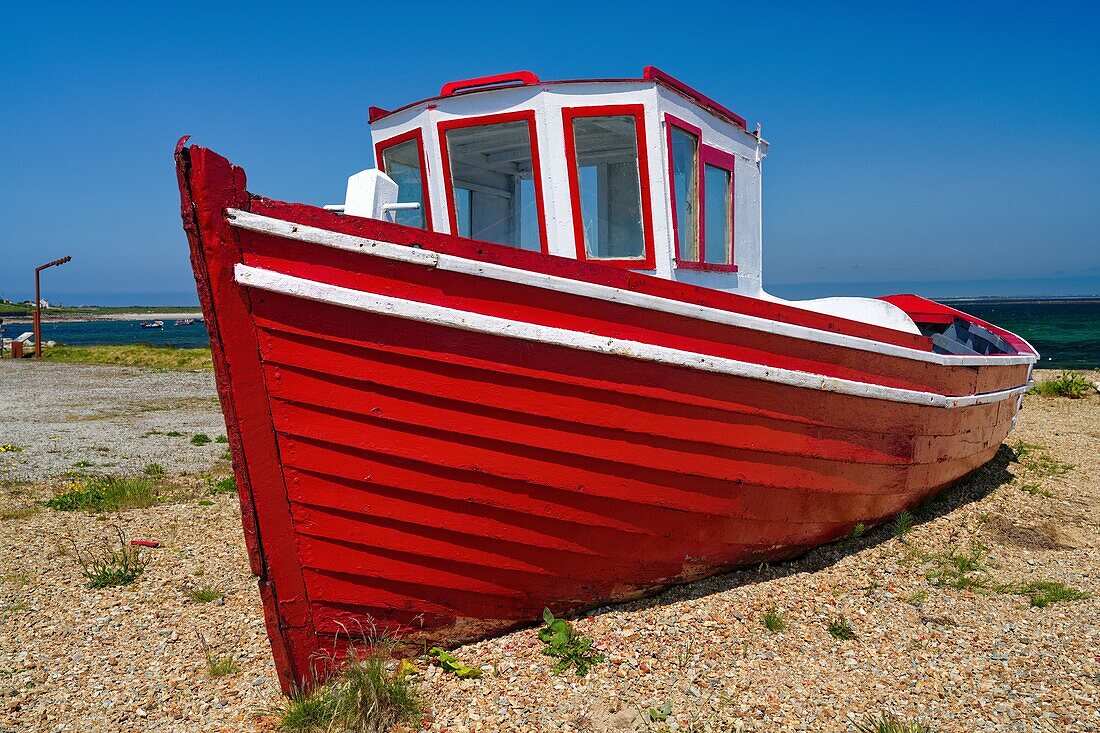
[275,642,420,732]
[188,587,222,603]
[648,702,672,722]
[1011,441,1073,476]
[1018,481,1053,497]
[762,608,787,633]
[828,615,857,640]
[143,463,167,478]
[997,580,1089,608]
[892,511,914,540]
[208,475,236,495]
[72,527,149,588]
[925,540,989,590]
[191,433,212,446]
[198,634,239,679]
[427,647,482,678]
[538,608,604,676]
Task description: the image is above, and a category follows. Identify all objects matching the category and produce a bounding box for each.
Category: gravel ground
[0,361,226,481]
[1,365,1097,732]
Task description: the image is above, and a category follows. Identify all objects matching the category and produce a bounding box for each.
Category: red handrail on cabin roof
[368,67,749,129]
[440,71,541,97]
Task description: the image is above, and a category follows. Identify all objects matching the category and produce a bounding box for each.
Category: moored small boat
[175,67,1037,692]
[174,318,196,326]
[140,319,163,329]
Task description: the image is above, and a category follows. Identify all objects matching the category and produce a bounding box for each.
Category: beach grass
[41,344,212,370]
[1030,370,1093,399]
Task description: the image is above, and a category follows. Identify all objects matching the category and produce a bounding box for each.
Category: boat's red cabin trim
[665,113,739,273]
[436,109,551,254]
[368,66,748,131]
[643,66,747,129]
[374,127,434,232]
[562,104,657,270]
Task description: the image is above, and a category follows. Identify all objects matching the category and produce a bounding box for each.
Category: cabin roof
[368,66,749,130]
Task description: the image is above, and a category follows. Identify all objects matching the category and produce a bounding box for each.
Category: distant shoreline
[1,309,202,325]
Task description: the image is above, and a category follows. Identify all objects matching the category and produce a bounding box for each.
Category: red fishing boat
[175,67,1037,692]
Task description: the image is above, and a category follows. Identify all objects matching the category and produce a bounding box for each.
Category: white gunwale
[234,263,1031,409]
[227,209,1038,368]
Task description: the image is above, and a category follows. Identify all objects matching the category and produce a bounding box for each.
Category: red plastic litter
[130,540,159,548]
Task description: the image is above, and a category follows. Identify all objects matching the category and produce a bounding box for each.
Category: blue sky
[2,1,1098,304]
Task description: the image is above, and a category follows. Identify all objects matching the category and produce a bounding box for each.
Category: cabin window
[375,130,431,230]
[665,113,737,272]
[668,124,700,261]
[439,113,546,251]
[563,106,655,268]
[703,164,732,265]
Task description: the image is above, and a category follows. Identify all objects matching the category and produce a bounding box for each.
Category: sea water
[941,298,1100,370]
[0,319,211,349]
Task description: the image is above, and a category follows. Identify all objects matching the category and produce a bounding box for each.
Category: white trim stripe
[226,209,1039,368]
[234,264,1031,410]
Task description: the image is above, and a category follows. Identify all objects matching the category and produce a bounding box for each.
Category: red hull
[175,142,1035,692]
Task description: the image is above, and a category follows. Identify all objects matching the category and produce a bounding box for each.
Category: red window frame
[664,113,738,272]
[665,115,702,264]
[374,127,434,231]
[562,105,657,270]
[436,110,549,254]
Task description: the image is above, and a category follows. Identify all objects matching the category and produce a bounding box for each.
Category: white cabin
[345,67,918,334]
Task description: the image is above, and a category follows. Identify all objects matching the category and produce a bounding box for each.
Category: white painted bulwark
[233,263,1031,409]
[227,210,1037,368]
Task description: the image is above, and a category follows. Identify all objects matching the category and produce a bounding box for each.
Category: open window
[563,105,656,269]
[665,114,737,272]
[438,111,547,251]
[374,129,432,229]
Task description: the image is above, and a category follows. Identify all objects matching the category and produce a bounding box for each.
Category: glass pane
[380,139,426,229]
[670,127,698,260]
[444,121,540,249]
[571,115,645,259]
[703,164,731,265]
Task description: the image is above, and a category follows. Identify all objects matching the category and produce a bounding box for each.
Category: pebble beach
[1,361,1097,732]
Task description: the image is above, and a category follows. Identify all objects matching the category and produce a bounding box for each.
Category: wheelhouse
[364,67,767,296]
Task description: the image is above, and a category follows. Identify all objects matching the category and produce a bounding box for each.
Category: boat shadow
[599,443,1018,616]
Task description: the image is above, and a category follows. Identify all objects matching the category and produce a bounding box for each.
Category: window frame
[664,114,738,273]
[436,110,549,254]
[562,104,657,270]
[374,127,434,231]
[664,115,702,265]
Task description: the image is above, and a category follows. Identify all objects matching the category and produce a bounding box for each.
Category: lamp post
[34,256,72,358]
